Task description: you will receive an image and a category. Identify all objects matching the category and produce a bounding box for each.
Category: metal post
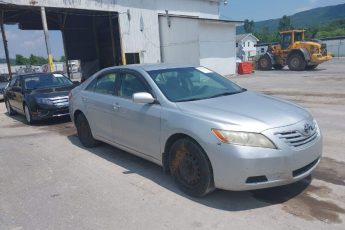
[40,6,54,72]
[60,14,70,79]
[0,11,12,79]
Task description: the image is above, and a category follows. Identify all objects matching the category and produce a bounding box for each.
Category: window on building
[125,53,140,64]
[248,42,250,47]
[236,43,238,47]
[261,48,265,53]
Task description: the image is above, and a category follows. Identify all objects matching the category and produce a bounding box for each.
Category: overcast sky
[0,0,344,59]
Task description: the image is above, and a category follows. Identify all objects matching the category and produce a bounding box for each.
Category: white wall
[159,16,236,75]
[159,17,200,66]
[199,21,236,75]
[322,39,345,57]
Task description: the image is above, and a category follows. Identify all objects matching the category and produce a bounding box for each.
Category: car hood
[28,85,74,98]
[176,91,312,132]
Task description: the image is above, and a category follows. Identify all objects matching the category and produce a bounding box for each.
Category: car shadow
[67,134,312,211]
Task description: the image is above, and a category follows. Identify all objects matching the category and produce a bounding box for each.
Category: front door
[82,70,119,140]
[112,70,161,160]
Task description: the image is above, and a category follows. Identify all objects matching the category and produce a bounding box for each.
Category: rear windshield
[24,73,73,89]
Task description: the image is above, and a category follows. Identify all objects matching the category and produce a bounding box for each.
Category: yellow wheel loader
[258,30,332,71]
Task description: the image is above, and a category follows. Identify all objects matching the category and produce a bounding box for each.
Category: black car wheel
[24,104,33,125]
[5,100,16,116]
[76,113,99,148]
[169,138,214,197]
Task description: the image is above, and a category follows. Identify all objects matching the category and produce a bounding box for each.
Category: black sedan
[4,73,77,124]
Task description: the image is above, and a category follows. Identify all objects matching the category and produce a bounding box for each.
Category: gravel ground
[0,59,344,230]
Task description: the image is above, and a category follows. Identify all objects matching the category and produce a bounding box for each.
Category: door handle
[82,97,87,102]
[113,103,121,110]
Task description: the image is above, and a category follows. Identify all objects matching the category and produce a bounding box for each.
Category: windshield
[148,67,245,102]
[24,73,73,89]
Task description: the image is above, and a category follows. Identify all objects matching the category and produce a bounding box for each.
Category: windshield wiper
[208,92,238,99]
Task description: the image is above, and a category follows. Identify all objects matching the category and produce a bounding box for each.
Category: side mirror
[133,92,155,104]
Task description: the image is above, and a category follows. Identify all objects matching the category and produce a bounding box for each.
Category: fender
[265,52,276,65]
[288,48,311,62]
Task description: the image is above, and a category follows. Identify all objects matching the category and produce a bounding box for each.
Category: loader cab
[280,30,305,49]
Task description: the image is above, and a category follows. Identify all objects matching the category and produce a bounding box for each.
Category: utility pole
[40,6,55,72]
[0,10,12,79]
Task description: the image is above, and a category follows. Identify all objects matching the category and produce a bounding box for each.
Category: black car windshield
[24,73,73,89]
[148,67,245,102]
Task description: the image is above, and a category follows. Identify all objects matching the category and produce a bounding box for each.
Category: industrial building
[0,0,240,78]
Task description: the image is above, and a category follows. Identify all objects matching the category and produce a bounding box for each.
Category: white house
[1,0,240,76]
[236,33,259,61]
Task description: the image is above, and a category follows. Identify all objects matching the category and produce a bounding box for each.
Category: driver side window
[119,72,149,98]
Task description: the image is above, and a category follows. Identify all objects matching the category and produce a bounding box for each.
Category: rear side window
[86,72,117,95]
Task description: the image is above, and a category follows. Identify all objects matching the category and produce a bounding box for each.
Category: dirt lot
[1,59,345,230]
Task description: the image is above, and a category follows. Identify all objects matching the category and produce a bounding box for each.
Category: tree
[59,55,66,62]
[244,19,255,33]
[15,54,29,65]
[278,15,293,31]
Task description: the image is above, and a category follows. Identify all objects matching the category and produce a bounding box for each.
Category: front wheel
[169,138,215,197]
[288,53,306,71]
[24,104,33,125]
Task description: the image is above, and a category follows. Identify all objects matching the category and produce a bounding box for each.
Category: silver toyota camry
[69,64,322,197]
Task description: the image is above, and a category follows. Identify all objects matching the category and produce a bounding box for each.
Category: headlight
[211,129,276,149]
[36,98,54,105]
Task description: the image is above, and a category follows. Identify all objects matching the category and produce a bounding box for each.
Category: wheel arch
[162,133,213,175]
[288,48,310,62]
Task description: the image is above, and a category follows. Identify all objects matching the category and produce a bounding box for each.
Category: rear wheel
[5,100,16,116]
[306,65,318,70]
[258,54,272,70]
[76,113,99,148]
[288,53,306,71]
[169,138,215,197]
[24,104,33,125]
[273,64,284,70]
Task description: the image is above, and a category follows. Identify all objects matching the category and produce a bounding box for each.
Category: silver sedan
[69,64,322,197]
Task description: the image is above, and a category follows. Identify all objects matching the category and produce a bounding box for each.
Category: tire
[288,53,307,71]
[169,138,215,197]
[306,65,318,70]
[273,64,284,70]
[76,113,99,148]
[5,100,16,116]
[24,104,33,125]
[258,54,273,70]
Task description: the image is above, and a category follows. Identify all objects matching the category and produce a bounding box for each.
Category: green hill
[237,3,345,33]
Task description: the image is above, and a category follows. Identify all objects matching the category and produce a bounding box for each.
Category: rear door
[81,70,120,140]
[112,70,161,160]
[11,77,24,113]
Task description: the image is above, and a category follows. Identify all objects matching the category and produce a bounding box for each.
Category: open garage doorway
[0,5,123,80]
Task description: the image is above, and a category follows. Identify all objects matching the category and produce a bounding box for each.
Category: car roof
[103,63,196,72]
[19,72,54,78]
